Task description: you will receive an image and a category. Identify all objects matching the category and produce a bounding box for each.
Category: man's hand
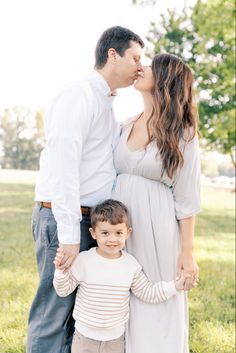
[54,243,80,271]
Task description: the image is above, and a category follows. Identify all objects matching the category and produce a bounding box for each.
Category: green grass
[0,181,37,353]
[189,186,235,353]
[0,172,235,353]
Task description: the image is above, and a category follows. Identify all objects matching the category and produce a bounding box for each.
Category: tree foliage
[145,0,235,164]
[0,106,45,170]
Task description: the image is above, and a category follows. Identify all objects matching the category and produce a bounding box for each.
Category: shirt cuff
[54,268,68,279]
[162,280,178,298]
[57,222,81,244]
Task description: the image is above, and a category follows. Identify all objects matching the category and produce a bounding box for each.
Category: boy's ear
[126,227,132,239]
[89,227,96,239]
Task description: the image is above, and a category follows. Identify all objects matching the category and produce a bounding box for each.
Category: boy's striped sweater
[53,247,177,341]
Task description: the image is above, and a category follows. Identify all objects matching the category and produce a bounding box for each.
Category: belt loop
[81,206,91,217]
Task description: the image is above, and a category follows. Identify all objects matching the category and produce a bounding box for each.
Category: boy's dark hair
[91,199,129,229]
[95,26,144,69]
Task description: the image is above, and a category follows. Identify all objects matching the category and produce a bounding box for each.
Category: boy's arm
[131,269,187,304]
[53,268,79,297]
[53,249,81,297]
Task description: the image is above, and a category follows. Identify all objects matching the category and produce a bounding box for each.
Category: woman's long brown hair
[147,54,198,179]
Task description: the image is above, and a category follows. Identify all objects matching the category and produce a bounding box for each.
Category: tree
[144,0,235,165]
[0,106,45,170]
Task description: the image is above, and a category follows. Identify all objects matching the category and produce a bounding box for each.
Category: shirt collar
[88,70,117,99]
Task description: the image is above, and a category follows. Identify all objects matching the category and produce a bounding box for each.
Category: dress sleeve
[172,134,201,220]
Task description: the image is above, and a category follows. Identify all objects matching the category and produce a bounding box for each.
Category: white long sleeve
[53,248,177,341]
[131,269,176,303]
[53,268,79,297]
[35,71,119,244]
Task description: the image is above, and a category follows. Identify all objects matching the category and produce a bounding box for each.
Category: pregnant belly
[112,174,179,281]
[113,174,174,208]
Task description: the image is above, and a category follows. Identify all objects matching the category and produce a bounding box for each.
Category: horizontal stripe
[53,251,176,335]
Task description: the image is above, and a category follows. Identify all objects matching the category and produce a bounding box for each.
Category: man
[27,26,144,353]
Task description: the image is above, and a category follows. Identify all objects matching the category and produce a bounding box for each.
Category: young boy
[53,199,190,353]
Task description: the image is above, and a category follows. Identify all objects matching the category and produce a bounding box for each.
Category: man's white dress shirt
[35,70,119,244]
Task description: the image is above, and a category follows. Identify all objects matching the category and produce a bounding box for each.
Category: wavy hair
[147,54,198,179]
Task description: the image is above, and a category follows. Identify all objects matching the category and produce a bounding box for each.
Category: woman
[112,53,201,353]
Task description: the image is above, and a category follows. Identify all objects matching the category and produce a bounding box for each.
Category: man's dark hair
[91,199,130,229]
[95,26,144,69]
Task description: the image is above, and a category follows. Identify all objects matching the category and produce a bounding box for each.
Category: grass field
[0,170,235,353]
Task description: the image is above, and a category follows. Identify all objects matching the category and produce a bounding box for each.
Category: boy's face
[89,221,132,259]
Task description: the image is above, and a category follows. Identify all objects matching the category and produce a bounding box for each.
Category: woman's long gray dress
[112,119,201,353]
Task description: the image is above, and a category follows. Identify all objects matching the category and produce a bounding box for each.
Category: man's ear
[107,48,117,63]
[89,227,96,240]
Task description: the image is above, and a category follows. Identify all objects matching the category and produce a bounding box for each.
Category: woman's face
[134,66,155,93]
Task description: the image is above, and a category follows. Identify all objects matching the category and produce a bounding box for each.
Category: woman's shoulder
[180,126,200,155]
[182,125,197,140]
[121,114,141,130]
[181,126,199,145]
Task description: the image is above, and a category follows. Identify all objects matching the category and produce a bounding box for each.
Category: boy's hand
[53,244,80,271]
[175,272,196,291]
[53,248,64,269]
[57,243,80,271]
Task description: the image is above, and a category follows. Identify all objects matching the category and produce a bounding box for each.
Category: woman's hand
[177,251,199,291]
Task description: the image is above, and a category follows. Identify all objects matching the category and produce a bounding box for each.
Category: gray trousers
[27,204,97,353]
[71,331,124,353]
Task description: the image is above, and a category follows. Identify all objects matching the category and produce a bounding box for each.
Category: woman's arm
[177,216,199,291]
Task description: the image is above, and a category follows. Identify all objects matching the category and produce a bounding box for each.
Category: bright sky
[0,0,196,121]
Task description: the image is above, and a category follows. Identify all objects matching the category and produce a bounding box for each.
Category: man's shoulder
[46,74,94,121]
[55,77,92,102]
